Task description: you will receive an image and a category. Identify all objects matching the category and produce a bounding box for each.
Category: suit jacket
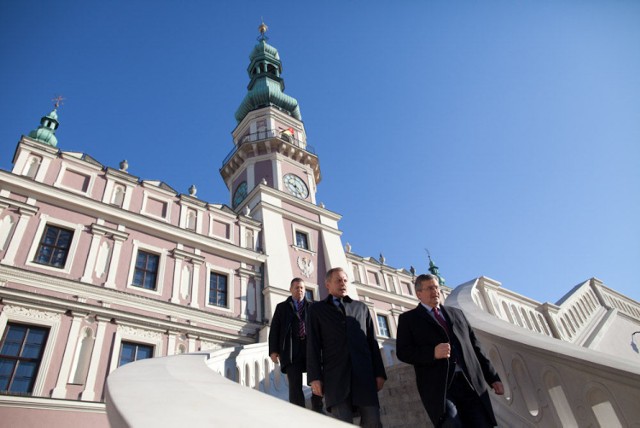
[396,304,500,426]
[268,296,310,373]
[306,295,387,410]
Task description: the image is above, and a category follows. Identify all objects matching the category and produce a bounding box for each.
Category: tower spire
[258,19,268,41]
[234,23,301,123]
[28,97,63,147]
[426,249,446,286]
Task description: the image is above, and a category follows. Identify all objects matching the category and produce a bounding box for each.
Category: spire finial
[52,95,65,109]
[258,19,268,41]
[425,249,446,286]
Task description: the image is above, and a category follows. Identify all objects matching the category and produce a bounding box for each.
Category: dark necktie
[433,306,450,336]
[297,301,306,338]
[335,298,346,316]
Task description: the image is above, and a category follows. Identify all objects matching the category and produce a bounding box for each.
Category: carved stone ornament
[118,325,163,341]
[200,340,221,351]
[3,305,61,322]
[297,256,314,278]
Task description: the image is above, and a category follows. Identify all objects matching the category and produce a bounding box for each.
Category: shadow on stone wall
[379,363,433,428]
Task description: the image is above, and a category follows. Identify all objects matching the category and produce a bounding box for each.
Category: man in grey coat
[307,268,387,427]
[396,274,504,427]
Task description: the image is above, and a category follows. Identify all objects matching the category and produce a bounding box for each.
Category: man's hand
[491,381,504,395]
[270,352,279,364]
[310,380,323,397]
[434,343,451,359]
[376,377,385,392]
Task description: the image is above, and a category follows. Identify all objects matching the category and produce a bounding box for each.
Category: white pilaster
[80,317,108,401]
[52,313,85,398]
[81,228,106,283]
[171,254,184,304]
[1,206,37,266]
[104,235,126,289]
[190,259,202,308]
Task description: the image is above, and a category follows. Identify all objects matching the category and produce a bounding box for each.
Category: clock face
[283,174,309,199]
[232,182,247,208]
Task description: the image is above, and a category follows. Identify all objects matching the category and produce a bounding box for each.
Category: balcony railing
[221,129,316,167]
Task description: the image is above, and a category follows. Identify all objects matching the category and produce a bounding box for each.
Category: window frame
[291,224,315,254]
[25,215,83,274]
[118,341,154,367]
[376,313,391,338]
[126,240,168,296]
[295,230,309,250]
[0,322,50,394]
[0,305,62,396]
[33,224,74,269]
[131,250,160,291]
[108,325,163,375]
[205,264,235,312]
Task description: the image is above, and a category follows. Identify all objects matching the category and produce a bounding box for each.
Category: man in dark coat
[307,267,387,427]
[268,278,323,411]
[396,274,504,427]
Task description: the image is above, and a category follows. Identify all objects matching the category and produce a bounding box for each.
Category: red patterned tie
[433,306,450,336]
[297,300,306,338]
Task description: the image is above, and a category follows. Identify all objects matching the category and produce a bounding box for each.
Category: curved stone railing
[448,278,640,427]
[105,351,350,428]
[106,277,640,427]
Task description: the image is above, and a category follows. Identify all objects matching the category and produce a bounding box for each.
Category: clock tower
[220,23,355,335]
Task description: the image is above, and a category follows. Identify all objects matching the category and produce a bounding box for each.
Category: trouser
[286,361,324,412]
[443,371,494,428]
[330,401,382,428]
[286,361,305,407]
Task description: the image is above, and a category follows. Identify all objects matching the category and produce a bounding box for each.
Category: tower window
[305,289,314,301]
[295,231,309,250]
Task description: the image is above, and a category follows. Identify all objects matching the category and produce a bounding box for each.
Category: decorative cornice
[0,195,39,216]
[0,265,259,344]
[0,170,267,264]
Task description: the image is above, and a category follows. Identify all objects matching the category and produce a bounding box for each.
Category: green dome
[28,109,59,147]
[234,39,301,123]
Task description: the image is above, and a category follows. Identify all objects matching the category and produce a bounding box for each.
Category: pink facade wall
[0,408,108,428]
[281,201,320,222]
[254,159,272,187]
[0,140,266,411]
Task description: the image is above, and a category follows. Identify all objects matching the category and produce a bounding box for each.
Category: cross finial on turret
[52,95,65,109]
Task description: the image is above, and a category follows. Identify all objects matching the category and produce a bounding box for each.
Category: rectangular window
[34,225,74,268]
[118,341,153,367]
[132,250,160,290]
[209,272,228,307]
[0,323,49,394]
[295,231,309,250]
[367,271,380,286]
[352,264,362,283]
[305,289,314,302]
[377,315,390,338]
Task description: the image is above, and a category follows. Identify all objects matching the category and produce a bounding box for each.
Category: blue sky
[1,1,639,304]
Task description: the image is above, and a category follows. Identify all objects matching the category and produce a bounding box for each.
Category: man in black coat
[268,278,323,411]
[396,274,504,427]
[307,267,387,427]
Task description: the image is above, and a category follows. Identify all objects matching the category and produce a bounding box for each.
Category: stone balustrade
[106,277,640,427]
